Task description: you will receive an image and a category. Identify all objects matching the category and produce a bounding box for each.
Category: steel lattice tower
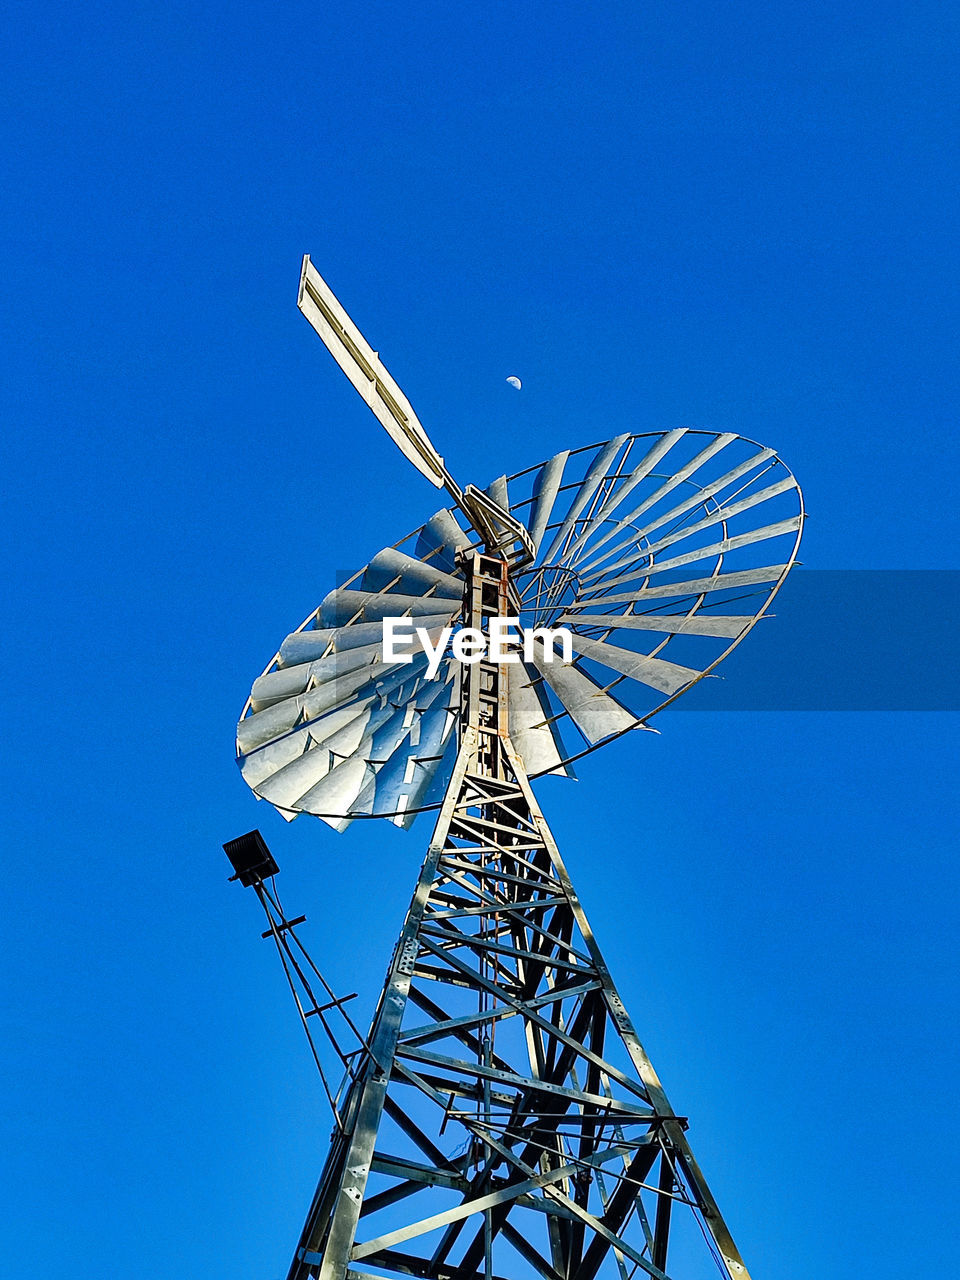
[226,258,804,1280]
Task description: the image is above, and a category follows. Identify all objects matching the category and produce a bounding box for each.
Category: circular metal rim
[238,429,805,823]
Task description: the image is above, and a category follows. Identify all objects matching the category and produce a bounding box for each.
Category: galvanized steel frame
[279,553,753,1280]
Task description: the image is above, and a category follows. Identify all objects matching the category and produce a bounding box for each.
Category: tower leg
[286,726,751,1280]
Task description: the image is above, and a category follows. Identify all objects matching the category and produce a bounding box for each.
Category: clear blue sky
[2,3,958,1277]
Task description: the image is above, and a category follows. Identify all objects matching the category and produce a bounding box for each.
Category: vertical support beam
[458,550,511,768]
[650,1150,673,1274]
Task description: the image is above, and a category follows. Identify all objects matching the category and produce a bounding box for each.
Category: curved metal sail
[236,429,803,826]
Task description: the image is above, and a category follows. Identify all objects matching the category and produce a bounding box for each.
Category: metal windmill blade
[237,428,802,826]
[226,258,807,1280]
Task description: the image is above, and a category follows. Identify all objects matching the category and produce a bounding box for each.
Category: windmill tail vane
[224,259,804,1279]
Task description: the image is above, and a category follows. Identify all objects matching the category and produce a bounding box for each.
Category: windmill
[225,256,804,1280]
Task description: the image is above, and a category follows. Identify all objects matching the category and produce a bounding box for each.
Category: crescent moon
[506,376,522,390]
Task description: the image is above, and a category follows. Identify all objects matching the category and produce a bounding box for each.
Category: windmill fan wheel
[237,428,803,829]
